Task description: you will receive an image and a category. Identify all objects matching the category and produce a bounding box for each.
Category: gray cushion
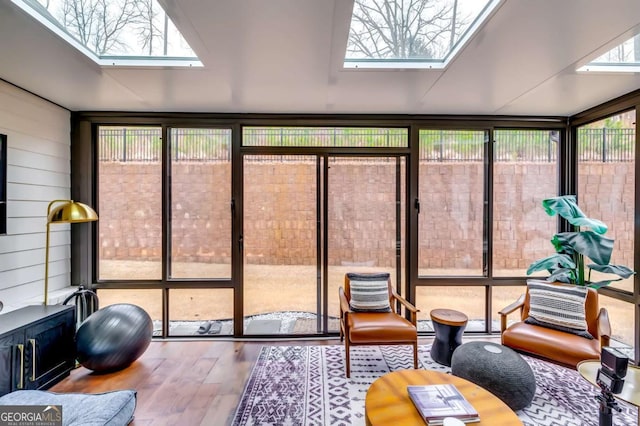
[525,280,592,338]
[347,272,392,312]
[0,389,136,426]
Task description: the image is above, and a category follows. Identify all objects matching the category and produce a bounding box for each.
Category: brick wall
[98,161,634,269]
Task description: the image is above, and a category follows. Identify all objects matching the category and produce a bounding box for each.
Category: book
[407,384,480,425]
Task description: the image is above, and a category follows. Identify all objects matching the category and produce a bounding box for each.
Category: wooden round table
[365,369,522,426]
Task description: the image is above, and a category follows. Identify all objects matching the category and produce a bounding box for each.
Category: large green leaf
[526,253,575,275]
[542,196,608,234]
[588,263,636,279]
[588,279,621,289]
[547,268,576,284]
[552,231,613,265]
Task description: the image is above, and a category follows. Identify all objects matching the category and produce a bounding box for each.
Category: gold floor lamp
[44,200,98,305]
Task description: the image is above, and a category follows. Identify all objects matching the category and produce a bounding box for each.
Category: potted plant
[526,195,635,288]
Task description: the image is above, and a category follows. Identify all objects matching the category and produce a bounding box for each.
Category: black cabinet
[0,305,75,396]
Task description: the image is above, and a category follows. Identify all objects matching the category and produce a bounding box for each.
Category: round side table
[430,308,468,366]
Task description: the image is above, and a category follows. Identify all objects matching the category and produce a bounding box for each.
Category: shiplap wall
[0,81,71,311]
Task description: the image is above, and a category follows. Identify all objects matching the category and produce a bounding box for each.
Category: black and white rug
[232,345,638,426]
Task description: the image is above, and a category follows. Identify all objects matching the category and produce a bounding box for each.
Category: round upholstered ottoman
[450,341,536,411]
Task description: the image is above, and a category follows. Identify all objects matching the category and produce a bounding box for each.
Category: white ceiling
[1,0,640,116]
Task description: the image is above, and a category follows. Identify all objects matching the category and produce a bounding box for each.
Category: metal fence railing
[98,127,636,163]
[577,128,635,162]
[494,130,559,163]
[100,127,162,162]
[243,127,409,148]
[419,130,486,162]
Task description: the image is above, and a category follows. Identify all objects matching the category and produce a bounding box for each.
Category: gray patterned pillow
[524,280,593,339]
[347,272,392,312]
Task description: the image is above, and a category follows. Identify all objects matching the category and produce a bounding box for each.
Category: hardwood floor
[50,338,344,425]
[50,337,502,425]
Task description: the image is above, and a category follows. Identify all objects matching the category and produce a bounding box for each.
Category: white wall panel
[0,232,69,255]
[0,80,71,310]
[9,168,70,188]
[7,200,49,218]
[0,84,70,138]
[9,149,69,174]
[8,184,69,202]
[8,133,70,160]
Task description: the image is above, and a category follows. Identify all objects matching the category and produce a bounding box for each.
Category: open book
[407,384,480,425]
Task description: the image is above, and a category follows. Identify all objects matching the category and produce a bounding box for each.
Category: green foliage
[604,117,623,129]
[526,195,635,288]
[100,127,635,163]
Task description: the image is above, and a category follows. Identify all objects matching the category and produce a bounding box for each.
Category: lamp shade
[47,201,98,223]
[44,200,98,305]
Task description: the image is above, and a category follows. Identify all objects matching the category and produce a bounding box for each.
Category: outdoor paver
[245,319,282,334]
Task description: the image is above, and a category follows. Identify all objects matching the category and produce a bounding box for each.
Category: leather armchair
[499,285,611,368]
[339,274,418,378]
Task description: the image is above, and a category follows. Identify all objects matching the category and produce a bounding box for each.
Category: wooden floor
[49,338,350,425]
[51,337,503,425]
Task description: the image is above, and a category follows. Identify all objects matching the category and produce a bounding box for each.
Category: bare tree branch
[45,0,148,55]
[347,0,469,60]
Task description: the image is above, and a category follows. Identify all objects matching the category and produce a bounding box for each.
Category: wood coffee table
[365,369,522,425]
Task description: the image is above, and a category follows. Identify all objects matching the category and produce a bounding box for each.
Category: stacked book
[407,384,480,425]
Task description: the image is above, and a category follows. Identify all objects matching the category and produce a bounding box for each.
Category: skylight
[579,34,640,73]
[344,0,501,69]
[11,0,201,67]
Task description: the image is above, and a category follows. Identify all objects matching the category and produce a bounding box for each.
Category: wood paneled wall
[0,81,71,310]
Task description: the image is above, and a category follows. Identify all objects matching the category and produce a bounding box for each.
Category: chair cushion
[346,272,391,313]
[347,312,416,343]
[502,321,600,368]
[525,280,593,339]
[0,389,136,426]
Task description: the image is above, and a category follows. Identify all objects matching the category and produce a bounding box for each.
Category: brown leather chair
[339,273,418,378]
[499,285,611,368]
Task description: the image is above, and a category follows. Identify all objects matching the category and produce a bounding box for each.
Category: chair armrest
[498,294,525,333]
[597,307,611,348]
[339,287,351,316]
[392,292,419,325]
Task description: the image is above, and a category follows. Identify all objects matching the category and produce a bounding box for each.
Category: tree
[133,0,166,55]
[58,0,143,55]
[347,0,466,60]
[39,0,168,56]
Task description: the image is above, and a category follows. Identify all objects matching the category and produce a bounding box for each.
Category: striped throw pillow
[524,280,593,339]
[347,273,392,313]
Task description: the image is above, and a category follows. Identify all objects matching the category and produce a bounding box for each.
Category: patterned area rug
[232,345,638,426]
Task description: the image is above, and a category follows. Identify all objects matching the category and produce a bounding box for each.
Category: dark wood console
[0,305,76,396]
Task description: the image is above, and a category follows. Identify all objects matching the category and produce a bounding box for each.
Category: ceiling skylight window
[344,0,501,69]
[11,0,201,67]
[579,34,640,73]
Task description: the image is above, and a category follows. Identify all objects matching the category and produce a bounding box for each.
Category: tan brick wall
[98,161,634,270]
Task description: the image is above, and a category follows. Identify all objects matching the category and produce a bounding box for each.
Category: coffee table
[365,369,522,425]
[577,360,640,425]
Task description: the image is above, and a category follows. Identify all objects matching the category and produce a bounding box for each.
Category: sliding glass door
[326,156,406,333]
[243,155,320,335]
[242,154,406,335]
